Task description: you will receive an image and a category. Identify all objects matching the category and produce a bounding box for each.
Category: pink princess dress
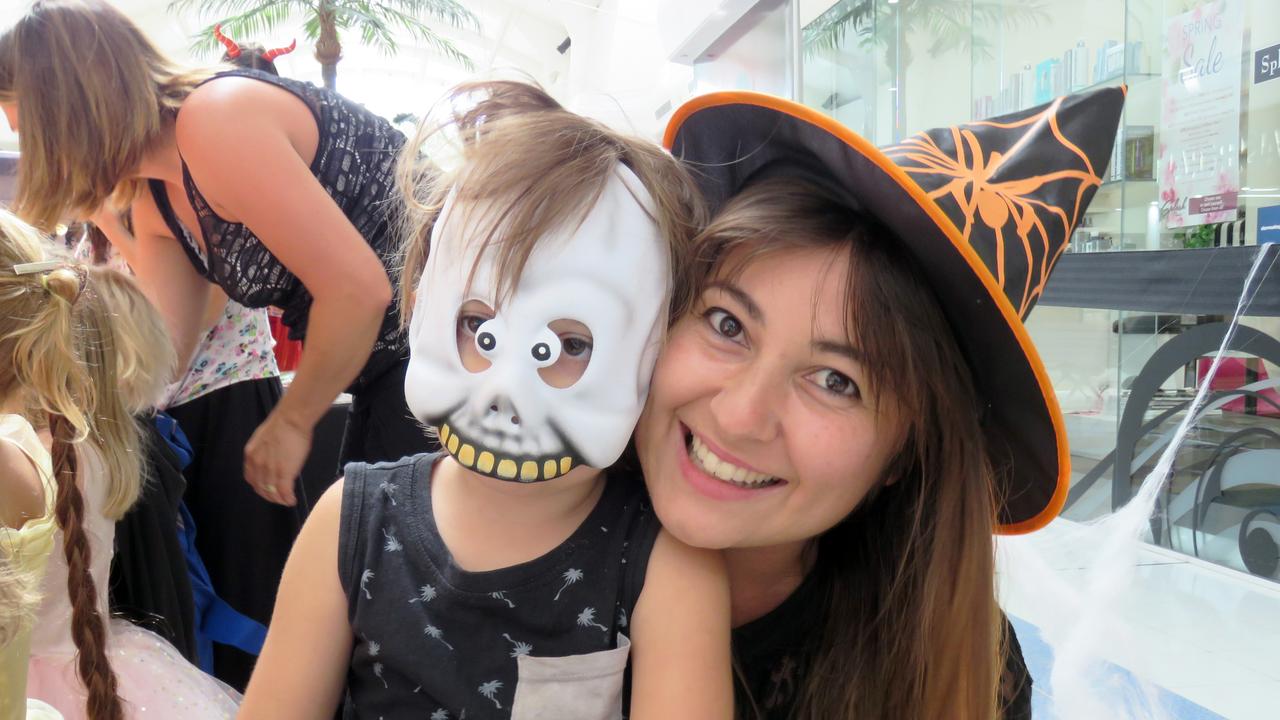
[25,443,239,719]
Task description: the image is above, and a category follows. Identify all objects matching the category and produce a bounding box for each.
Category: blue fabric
[1008,614,1223,719]
[153,412,193,469]
[153,413,268,670]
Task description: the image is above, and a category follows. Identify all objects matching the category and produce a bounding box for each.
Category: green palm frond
[373,0,479,33]
[369,3,474,69]
[170,0,310,57]
[168,0,293,50]
[803,0,1048,62]
[803,0,872,57]
[169,0,479,69]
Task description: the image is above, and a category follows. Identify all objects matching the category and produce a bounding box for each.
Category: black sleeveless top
[338,454,660,719]
[731,571,1034,719]
[149,68,406,392]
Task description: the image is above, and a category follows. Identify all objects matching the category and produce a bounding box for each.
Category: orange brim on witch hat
[664,87,1125,534]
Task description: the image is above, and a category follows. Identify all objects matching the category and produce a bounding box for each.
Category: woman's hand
[243,408,311,506]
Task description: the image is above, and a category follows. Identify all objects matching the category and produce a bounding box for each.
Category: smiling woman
[637,85,1125,719]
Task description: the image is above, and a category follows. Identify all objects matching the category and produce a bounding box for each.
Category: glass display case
[792,0,1280,582]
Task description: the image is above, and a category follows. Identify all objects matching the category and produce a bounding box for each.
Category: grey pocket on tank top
[509,634,631,720]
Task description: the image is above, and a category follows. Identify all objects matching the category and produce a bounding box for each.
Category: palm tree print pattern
[501,633,532,658]
[478,680,503,709]
[373,661,388,688]
[554,568,583,600]
[382,528,403,552]
[360,569,374,600]
[378,479,397,506]
[489,591,515,608]
[430,710,449,720]
[576,607,609,632]
[410,584,437,604]
[424,624,454,650]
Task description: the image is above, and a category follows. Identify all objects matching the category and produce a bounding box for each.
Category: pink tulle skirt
[26,620,240,719]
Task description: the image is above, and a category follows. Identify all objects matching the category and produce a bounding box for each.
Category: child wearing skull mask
[239,81,732,720]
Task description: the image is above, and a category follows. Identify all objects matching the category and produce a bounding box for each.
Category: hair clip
[12,260,61,275]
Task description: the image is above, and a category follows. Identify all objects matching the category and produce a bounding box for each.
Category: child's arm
[239,479,352,718]
[628,529,734,719]
[0,439,42,529]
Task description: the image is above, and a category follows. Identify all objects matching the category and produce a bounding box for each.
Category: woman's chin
[646,487,741,550]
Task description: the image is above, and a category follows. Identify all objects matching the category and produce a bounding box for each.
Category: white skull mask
[405,166,669,482]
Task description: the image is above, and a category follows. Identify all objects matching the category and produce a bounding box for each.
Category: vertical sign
[1159,0,1244,229]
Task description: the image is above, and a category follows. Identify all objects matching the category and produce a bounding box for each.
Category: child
[241,81,733,719]
[23,263,239,719]
[0,210,88,720]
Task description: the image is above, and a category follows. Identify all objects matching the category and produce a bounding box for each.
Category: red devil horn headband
[213,24,241,59]
[262,39,297,62]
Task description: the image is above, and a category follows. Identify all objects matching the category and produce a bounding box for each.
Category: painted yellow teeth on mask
[688,434,777,487]
[439,424,574,483]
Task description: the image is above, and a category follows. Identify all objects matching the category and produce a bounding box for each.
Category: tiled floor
[998,519,1280,719]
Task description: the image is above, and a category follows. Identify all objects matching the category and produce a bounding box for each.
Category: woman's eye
[811,368,860,399]
[562,336,592,357]
[705,308,743,339]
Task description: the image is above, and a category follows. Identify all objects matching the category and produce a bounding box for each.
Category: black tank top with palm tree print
[150,67,406,393]
[338,453,660,719]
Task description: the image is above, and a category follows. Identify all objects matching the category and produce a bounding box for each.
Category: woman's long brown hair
[0,0,208,230]
[693,178,1007,719]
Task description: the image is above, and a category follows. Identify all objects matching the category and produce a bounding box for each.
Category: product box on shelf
[1125,126,1155,180]
[1064,41,1090,91]
[1035,58,1062,104]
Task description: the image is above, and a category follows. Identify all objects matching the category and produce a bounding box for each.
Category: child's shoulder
[343,451,437,484]
[341,452,438,508]
[0,415,49,528]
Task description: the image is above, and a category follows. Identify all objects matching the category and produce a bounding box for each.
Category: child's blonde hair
[0,211,121,719]
[76,266,176,519]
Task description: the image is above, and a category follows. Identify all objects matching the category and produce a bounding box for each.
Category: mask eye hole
[538,318,592,389]
[455,299,496,373]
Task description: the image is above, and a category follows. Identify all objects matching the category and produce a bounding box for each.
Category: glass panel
[1025,305,1124,521]
[698,0,1280,586]
[692,0,795,96]
[801,0,883,138]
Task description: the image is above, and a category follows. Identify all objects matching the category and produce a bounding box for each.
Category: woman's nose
[708,361,780,444]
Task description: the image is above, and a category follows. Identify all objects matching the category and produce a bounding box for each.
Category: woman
[0,0,429,506]
[634,87,1124,717]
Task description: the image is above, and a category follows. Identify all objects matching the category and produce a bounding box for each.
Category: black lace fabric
[175,69,407,392]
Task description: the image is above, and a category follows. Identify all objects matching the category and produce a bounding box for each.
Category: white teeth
[688,435,776,488]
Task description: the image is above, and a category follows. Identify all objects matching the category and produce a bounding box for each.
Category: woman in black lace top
[0,1,435,503]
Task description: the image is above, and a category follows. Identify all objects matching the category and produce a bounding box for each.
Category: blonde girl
[24,265,239,719]
[0,210,98,718]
